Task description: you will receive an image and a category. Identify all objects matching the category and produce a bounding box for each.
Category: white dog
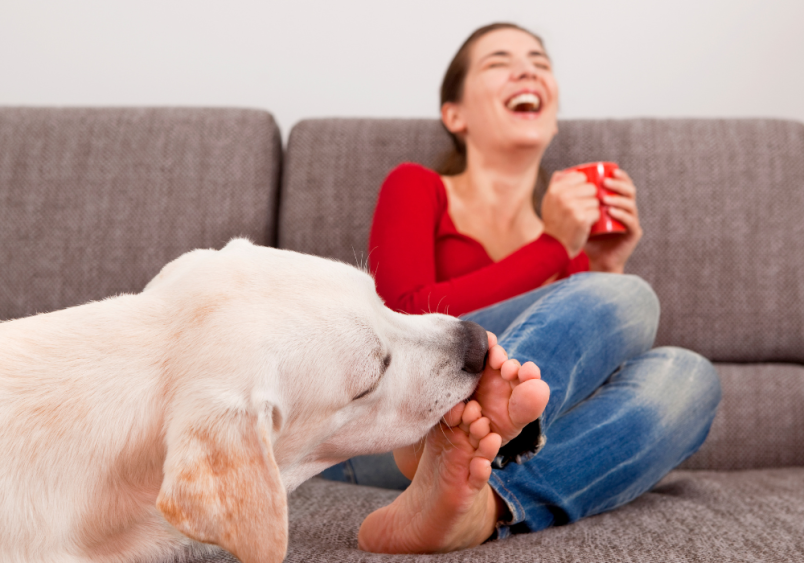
[0,239,489,563]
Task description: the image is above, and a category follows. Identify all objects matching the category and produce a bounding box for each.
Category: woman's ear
[441,102,467,136]
[156,405,287,563]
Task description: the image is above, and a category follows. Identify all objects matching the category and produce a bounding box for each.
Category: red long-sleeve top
[368,163,589,316]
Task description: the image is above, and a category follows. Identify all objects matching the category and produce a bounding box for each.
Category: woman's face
[443,28,559,156]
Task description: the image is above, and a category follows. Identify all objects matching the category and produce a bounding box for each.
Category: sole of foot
[358,400,502,553]
[473,331,550,446]
[393,332,550,479]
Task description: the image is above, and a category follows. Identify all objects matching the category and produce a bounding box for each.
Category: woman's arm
[369,164,584,316]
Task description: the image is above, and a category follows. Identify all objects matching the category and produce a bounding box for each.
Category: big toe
[509,379,550,428]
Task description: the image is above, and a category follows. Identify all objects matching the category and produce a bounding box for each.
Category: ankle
[480,485,505,543]
[393,442,422,480]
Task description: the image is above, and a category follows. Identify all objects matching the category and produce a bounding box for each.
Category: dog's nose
[460,320,489,375]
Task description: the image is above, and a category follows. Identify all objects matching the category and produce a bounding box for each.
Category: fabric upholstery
[0,107,281,321]
[278,119,451,264]
[3,111,801,562]
[194,470,804,563]
[279,118,804,363]
[680,363,804,470]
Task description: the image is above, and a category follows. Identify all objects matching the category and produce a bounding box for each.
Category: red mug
[568,161,627,237]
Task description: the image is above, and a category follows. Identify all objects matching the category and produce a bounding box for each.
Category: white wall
[1,0,802,139]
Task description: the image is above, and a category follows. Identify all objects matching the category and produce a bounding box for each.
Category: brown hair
[437,23,550,210]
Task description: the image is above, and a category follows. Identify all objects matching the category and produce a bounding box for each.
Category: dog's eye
[353,354,390,401]
[353,388,373,401]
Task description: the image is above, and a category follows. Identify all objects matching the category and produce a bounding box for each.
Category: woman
[329,23,721,553]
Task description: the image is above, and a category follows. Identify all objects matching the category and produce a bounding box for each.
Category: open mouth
[505,92,542,114]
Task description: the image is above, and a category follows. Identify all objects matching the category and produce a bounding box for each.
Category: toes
[467,417,491,448]
[518,361,541,382]
[443,401,466,427]
[486,331,498,348]
[488,344,508,371]
[459,400,483,433]
[468,433,501,489]
[509,379,550,428]
[476,432,501,461]
[468,457,493,490]
[500,358,521,382]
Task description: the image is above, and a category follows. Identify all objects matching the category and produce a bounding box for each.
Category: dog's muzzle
[459,320,489,375]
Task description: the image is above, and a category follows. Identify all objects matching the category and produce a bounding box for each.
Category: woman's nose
[511,59,539,81]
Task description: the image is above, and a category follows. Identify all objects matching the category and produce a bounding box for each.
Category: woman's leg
[460,279,572,338]
[323,272,661,488]
[467,272,721,534]
[318,453,411,490]
[466,272,661,433]
[489,346,722,535]
[356,272,718,551]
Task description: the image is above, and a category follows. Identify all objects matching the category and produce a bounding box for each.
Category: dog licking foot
[358,336,550,553]
[357,400,502,553]
[392,332,550,479]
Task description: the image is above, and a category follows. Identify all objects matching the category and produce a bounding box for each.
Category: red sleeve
[369,163,585,316]
[562,250,590,277]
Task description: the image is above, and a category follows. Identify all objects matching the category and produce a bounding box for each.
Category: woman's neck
[449,143,545,229]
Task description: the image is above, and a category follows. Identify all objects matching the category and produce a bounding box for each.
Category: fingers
[486,331,498,349]
[551,173,597,199]
[602,171,640,229]
[603,174,636,198]
[550,169,585,184]
[602,194,638,216]
[608,206,642,235]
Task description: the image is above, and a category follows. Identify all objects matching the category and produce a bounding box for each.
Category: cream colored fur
[0,239,483,563]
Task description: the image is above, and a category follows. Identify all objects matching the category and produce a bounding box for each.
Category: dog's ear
[156,405,287,563]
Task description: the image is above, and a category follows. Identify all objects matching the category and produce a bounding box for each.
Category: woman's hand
[541,170,600,258]
[584,168,643,273]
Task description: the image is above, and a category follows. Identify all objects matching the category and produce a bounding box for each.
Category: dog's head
[146,239,488,563]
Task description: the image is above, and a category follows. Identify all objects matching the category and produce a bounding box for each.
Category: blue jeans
[320,273,722,536]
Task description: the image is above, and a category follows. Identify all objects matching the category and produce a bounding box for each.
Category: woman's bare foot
[358,400,502,553]
[393,332,550,479]
[473,332,550,445]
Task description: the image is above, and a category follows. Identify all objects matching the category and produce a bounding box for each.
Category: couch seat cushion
[193,468,804,562]
[284,470,804,562]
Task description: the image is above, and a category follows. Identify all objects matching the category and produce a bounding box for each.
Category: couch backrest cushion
[279,118,804,363]
[278,118,451,264]
[0,107,281,321]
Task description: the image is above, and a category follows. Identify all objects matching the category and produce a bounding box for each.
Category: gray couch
[2,108,803,562]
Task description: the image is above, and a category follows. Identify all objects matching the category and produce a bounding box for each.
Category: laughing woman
[341,23,721,552]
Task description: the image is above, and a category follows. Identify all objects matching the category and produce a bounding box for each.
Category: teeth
[506,93,541,112]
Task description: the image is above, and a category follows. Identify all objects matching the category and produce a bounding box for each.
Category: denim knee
[568,272,660,353]
[626,346,721,435]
